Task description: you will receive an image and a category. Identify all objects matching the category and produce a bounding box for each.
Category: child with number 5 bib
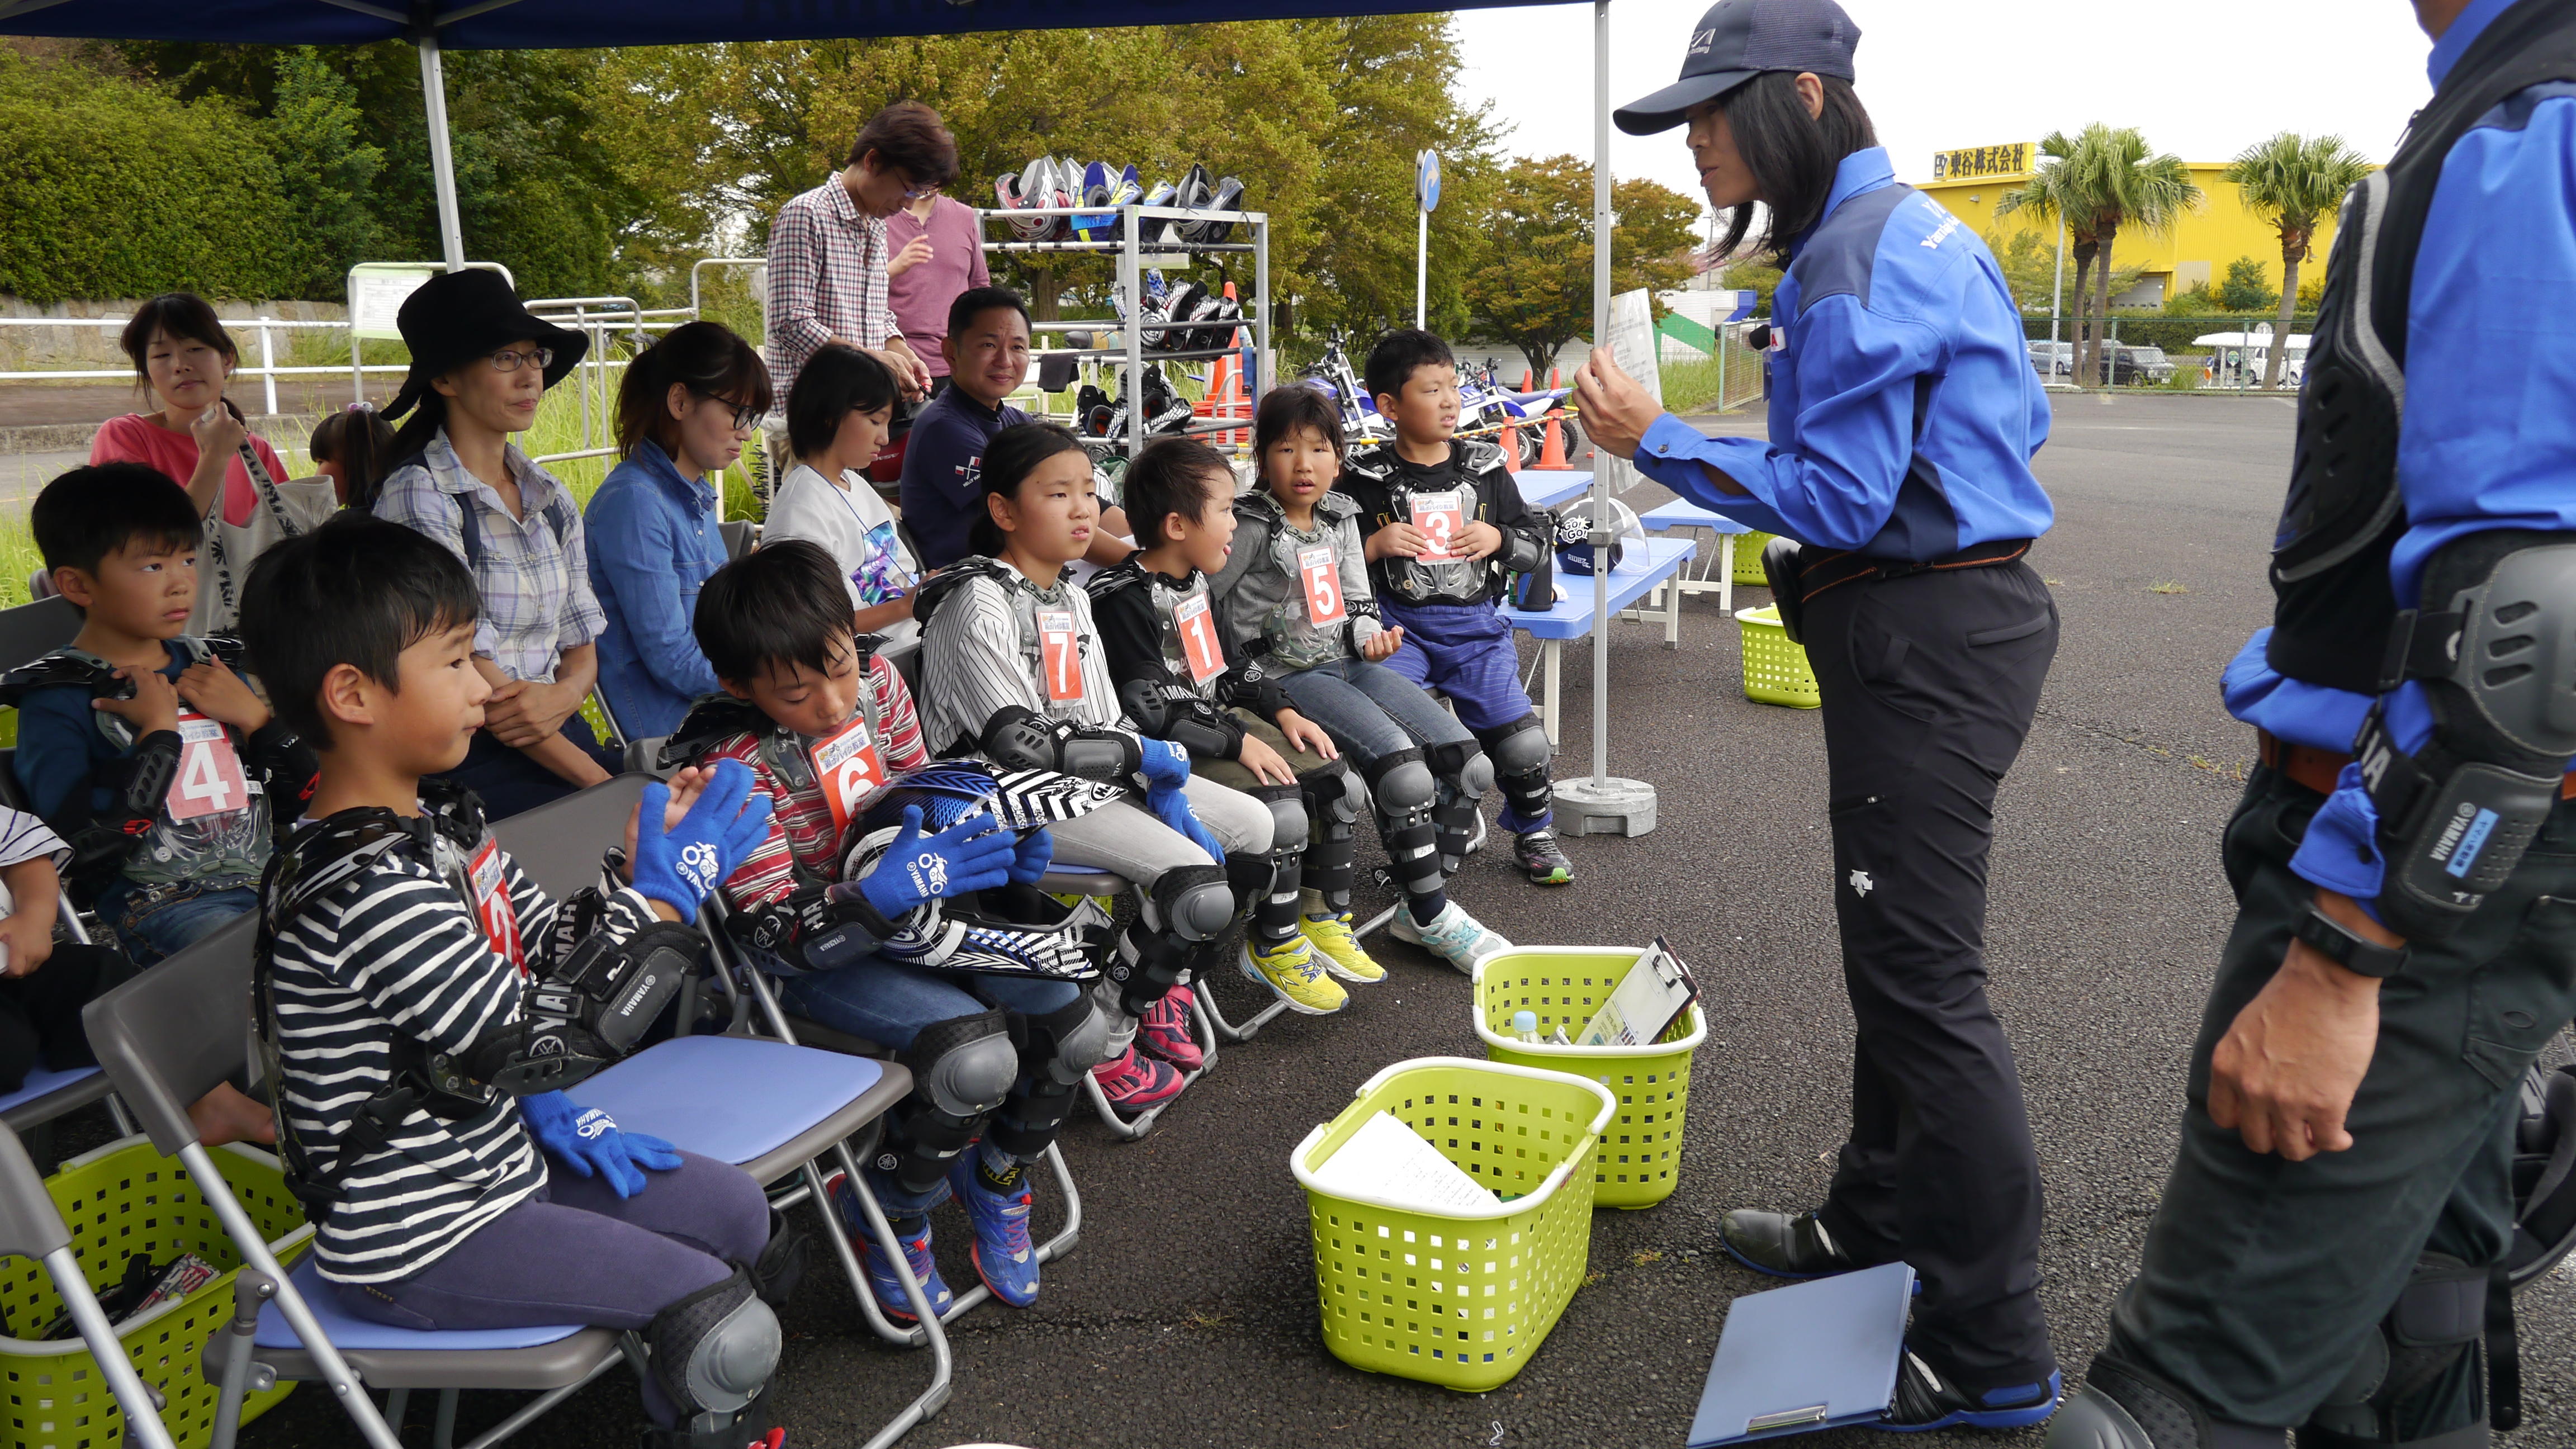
[1208,388,1511,976]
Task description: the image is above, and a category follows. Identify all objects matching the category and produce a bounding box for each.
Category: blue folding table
[1503,535,1698,744]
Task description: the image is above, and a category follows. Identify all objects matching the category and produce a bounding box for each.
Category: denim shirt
[586,439,725,738]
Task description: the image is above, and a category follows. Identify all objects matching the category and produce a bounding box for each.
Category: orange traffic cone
[1533,413,1571,470]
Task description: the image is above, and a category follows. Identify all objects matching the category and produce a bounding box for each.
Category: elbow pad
[461,921,702,1095]
[729,883,901,975]
[117,731,182,821]
[2361,532,2576,940]
[1117,679,1240,760]
[980,704,1144,783]
[245,721,319,815]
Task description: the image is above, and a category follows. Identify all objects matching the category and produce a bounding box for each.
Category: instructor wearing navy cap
[1576,0,2063,1428]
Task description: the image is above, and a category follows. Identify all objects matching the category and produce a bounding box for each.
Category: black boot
[1718,1208,1865,1279]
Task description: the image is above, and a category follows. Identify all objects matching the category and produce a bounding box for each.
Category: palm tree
[2075,128,2201,385]
[2225,132,2375,389]
[1998,129,2103,386]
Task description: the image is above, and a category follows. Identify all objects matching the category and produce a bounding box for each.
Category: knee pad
[2064,1353,2286,1449]
[1365,750,1443,897]
[1113,864,1232,1015]
[1253,780,1309,856]
[749,1209,809,1309]
[1300,763,1362,905]
[880,1009,1014,1194]
[1225,851,1277,912]
[1478,714,1552,780]
[2302,1255,2497,1449]
[649,1266,781,1429]
[991,982,1124,1157]
[1426,738,1492,799]
[1365,749,1437,815]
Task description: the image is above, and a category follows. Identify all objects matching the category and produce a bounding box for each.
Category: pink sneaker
[1137,992,1204,1072]
[1092,1046,1186,1115]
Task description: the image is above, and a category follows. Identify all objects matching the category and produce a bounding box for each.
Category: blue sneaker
[947,1153,1042,1307]
[1875,1357,2061,1432]
[831,1172,951,1324]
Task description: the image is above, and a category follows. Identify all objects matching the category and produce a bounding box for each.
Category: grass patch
[1660,353,1763,414]
[2149,579,2189,595]
[1630,1249,1663,1267]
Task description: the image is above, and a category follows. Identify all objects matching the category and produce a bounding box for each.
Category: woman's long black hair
[968,422,1091,557]
[1713,71,1878,264]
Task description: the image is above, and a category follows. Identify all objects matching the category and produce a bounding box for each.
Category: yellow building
[1914,142,2342,311]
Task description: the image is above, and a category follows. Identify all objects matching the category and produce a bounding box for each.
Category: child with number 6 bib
[1209,388,1511,976]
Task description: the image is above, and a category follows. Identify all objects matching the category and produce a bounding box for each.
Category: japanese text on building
[1931,144,2032,181]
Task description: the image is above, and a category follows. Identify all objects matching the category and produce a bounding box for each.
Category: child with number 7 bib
[1208,388,1512,977]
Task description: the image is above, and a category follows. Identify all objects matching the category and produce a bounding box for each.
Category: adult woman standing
[1576,0,2062,1428]
[886,186,989,399]
[585,321,773,740]
[371,269,618,819]
[90,293,333,632]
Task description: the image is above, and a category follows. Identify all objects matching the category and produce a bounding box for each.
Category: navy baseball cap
[1614,0,1862,136]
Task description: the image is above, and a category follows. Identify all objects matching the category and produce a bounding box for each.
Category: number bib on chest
[1172,593,1225,685]
[1297,545,1347,626]
[809,716,888,832]
[1409,491,1467,562]
[467,839,527,970]
[1038,610,1084,703]
[167,706,253,822]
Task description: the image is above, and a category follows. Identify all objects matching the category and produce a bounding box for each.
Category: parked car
[2098,344,2175,386]
[2028,340,2072,377]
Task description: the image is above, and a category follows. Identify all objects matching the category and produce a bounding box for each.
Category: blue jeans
[1275,656,1475,771]
[776,953,1082,1220]
[107,880,259,966]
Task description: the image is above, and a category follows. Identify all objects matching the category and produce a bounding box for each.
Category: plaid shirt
[707,652,930,911]
[375,431,605,684]
[764,178,894,403]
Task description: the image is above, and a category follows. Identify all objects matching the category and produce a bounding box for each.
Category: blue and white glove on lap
[857,806,1017,921]
[1148,782,1227,863]
[1137,737,1194,790]
[1008,826,1055,886]
[519,1091,681,1199]
[631,758,773,916]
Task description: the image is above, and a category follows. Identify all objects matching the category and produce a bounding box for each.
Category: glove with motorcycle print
[855,806,1019,922]
[629,758,773,917]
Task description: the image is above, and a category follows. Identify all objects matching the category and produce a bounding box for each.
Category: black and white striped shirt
[919,561,1134,757]
[266,827,659,1284]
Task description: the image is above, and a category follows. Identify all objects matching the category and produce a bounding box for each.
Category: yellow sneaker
[1297,910,1388,984]
[1238,934,1347,1015]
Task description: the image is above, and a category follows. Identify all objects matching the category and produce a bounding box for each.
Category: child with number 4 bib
[1209,388,1512,976]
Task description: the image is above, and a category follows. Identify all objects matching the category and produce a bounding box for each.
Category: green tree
[1718,258,1783,312]
[1460,156,1699,381]
[1997,131,2106,382]
[263,47,383,298]
[2075,127,2200,383]
[2215,255,2279,313]
[2224,131,2372,387]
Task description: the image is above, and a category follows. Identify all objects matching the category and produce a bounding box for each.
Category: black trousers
[2101,769,2576,1436]
[1806,557,2060,1392]
[433,713,621,823]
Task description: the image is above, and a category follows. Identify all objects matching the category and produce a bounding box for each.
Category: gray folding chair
[0,1119,179,1449]
[719,519,757,561]
[0,746,138,1138]
[0,595,79,674]
[1026,861,1224,1142]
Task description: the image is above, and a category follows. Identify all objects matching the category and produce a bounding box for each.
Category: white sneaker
[1389,901,1512,976]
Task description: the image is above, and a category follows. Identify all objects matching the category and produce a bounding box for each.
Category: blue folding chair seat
[0,1063,107,1131]
[577,1035,899,1180]
[254,1258,590,1357]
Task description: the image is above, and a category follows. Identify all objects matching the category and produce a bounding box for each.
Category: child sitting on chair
[238,514,792,1449]
[0,806,135,1096]
[1209,387,1512,976]
[913,423,1276,1111]
[665,539,1107,1319]
[1088,437,1384,1011]
[1339,329,1568,887]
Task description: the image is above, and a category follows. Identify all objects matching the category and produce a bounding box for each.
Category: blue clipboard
[1686,1261,1915,1446]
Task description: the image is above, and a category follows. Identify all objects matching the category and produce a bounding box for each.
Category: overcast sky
[1453,0,2438,223]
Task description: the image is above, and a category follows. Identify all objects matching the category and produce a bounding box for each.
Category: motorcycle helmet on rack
[1554,497,1646,576]
[1137,178,1178,247]
[1181,175,1246,245]
[1156,281,1206,353]
[995,159,1056,244]
[837,761,1123,979]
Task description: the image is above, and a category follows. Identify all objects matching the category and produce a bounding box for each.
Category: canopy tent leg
[418,33,467,270]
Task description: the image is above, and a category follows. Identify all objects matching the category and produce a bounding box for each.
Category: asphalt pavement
[226,391,2576,1449]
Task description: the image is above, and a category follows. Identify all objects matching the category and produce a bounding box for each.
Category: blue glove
[858,806,1018,921]
[1008,826,1055,886]
[1137,737,1193,790]
[631,759,773,916]
[519,1091,682,1200]
[1149,783,1228,862]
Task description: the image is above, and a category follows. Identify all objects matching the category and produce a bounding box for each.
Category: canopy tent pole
[418,32,467,269]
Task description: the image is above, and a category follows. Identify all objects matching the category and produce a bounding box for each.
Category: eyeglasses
[900,182,939,202]
[489,347,554,373]
[698,394,763,430]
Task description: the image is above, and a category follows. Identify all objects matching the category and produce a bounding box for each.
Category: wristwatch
[2294,906,2409,979]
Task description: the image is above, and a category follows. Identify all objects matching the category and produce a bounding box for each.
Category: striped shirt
[266,822,657,1284]
[706,653,931,910]
[0,809,68,877]
[764,179,894,404]
[375,431,606,684]
[918,560,1134,759]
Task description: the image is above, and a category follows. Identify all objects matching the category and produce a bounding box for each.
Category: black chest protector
[2267,0,2576,693]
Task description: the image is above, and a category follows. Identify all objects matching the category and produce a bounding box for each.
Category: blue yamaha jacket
[2228,0,2576,915]
[1633,146,2054,560]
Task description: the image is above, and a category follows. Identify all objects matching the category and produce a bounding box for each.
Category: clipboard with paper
[1687,1262,1916,1446]
[1576,936,1698,1047]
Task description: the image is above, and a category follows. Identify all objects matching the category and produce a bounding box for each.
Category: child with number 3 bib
[1209,389,1511,976]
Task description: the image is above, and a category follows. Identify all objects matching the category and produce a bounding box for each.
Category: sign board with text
[1928,143,2033,182]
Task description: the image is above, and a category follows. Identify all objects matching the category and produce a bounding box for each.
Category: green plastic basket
[1292,1058,1612,1392]
[0,1137,310,1449]
[1735,605,1821,709]
[1470,947,1707,1209]
[1731,530,1777,586]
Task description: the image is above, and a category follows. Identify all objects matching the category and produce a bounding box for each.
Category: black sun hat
[382,268,588,421]
[1614,0,1862,136]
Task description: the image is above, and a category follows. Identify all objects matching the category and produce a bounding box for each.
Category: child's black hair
[1253,385,1345,464]
[311,406,396,510]
[946,286,1031,340]
[616,320,774,460]
[119,294,237,397]
[31,465,202,579]
[1363,328,1457,404]
[786,344,902,463]
[967,422,1091,556]
[1123,437,1233,550]
[238,515,481,751]
[693,539,856,686]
